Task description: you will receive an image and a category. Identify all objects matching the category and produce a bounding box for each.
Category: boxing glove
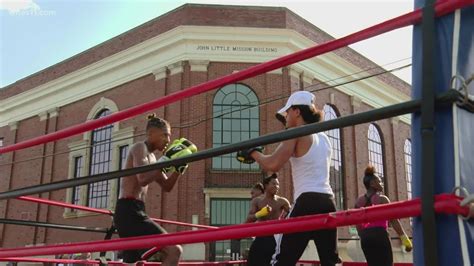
[180,138,198,153]
[162,138,197,175]
[236,146,264,164]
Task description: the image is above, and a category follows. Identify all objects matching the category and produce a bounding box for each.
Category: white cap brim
[277,103,292,116]
[276,91,315,120]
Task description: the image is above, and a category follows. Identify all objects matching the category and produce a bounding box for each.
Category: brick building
[0,4,413,263]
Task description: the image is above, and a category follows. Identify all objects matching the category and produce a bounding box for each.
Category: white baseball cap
[277,91,315,116]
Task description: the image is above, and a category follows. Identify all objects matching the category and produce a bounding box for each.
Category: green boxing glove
[163,138,198,175]
[175,138,198,174]
[171,164,189,175]
[236,146,264,164]
[179,138,198,153]
[165,139,193,158]
[156,156,171,174]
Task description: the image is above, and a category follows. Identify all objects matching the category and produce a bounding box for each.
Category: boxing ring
[0,0,473,265]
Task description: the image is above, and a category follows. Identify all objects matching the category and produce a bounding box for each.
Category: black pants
[271,192,341,266]
[247,235,276,266]
[113,198,166,263]
[360,227,393,266]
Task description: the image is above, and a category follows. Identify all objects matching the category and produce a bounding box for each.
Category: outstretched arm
[380,195,412,251]
[251,139,297,172]
[379,196,408,236]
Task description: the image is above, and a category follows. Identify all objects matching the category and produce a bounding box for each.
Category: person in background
[354,165,413,266]
[250,182,264,199]
[245,174,290,266]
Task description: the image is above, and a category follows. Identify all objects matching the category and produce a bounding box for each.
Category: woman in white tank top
[237,91,341,266]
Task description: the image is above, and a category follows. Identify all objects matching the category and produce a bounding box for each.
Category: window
[210,198,252,261]
[66,98,134,217]
[117,145,129,199]
[88,109,113,209]
[404,139,412,199]
[323,105,344,209]
[71,157,83,207]
[368,124,387,192]
[212,84,259,171]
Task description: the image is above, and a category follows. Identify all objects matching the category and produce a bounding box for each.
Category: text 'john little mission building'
[0,4,413,263]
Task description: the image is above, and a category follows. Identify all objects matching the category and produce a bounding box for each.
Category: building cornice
[0,26,410,127]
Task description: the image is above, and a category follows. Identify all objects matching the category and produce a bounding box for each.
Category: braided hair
[146,113,170,130]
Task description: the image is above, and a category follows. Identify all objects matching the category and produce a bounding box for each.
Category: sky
[0,0,414,88]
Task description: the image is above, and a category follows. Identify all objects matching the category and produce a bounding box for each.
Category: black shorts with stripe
[271,192,341,266]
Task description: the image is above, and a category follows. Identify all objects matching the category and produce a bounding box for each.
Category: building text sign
[196,45,278,53]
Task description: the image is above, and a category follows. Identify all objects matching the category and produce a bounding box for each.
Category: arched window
[404,139,412,199]
[323,104,344,209]
[88,109,113,208]
[67,98,134,217]
[212,84,259,170]
[368,123,387,192]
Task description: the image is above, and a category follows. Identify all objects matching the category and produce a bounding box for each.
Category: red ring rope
[17,196,217,230]
[0,257,249,265]
[0,257,415,266]
[0,257,125,265]
[0,194,468,258]
[0,0,470,154]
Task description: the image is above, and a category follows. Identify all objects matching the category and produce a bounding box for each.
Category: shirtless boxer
[113,114,196,265]
[245,174,290,266]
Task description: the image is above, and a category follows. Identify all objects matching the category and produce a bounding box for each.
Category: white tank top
[289,132,334,200]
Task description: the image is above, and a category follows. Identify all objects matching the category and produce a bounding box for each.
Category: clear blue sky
[0,0,413,88]
[1,0,190,87]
